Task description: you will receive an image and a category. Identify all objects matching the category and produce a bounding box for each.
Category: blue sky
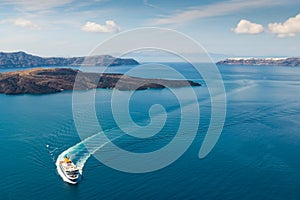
[0,0,299,59]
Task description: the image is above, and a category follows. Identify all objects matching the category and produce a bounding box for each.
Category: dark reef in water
[0,68,201,95]
[0,51,139,68]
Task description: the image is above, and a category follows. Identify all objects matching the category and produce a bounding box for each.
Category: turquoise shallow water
[0,64,300,199]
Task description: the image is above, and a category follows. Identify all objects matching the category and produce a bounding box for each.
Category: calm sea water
[0,63,300,199]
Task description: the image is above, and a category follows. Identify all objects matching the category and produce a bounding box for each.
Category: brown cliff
[0,68,201,95]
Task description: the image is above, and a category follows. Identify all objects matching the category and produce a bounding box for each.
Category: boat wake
[55,131,121,184]
[55,83,255,184]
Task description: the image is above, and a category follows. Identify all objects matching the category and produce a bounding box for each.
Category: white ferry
[59,156,80,184]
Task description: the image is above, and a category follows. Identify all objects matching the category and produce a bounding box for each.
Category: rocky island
[0,68,201,95]
[0,51,139,68]
[217,57,300,67]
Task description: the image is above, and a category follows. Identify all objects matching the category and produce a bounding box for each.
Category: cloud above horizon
[268,13,300,37]
[0,18,40,29]
[232,13,300,38]
[81,20,121,33]
[233,19,264,34]
[150,0,289,25]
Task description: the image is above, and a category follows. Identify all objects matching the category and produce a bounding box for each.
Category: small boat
[59,156,80,184]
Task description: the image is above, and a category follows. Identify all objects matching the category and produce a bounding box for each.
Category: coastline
[0,68,201,95]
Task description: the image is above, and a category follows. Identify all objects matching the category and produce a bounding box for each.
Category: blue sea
[0,63,300,199]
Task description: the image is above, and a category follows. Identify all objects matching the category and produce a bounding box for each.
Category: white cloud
[81,20,120,33]
[0,18,40,29]
[268,13,300,38]
[150,0,290,25]
[233,19,264,34]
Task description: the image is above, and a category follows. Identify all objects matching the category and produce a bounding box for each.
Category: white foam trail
[56,131,121,184]
[48,147,58,155]
[199,83,256,105]
[56,83,256,183]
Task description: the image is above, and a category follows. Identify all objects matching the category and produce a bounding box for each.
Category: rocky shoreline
[0,68,201,95]
[217,57,300,67]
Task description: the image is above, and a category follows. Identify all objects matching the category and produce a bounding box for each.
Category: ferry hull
[59,163,79,184]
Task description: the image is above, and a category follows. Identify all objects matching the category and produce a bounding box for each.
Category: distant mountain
[216,57,300,67]
[0,51,139,68]
[127,51,231,63]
